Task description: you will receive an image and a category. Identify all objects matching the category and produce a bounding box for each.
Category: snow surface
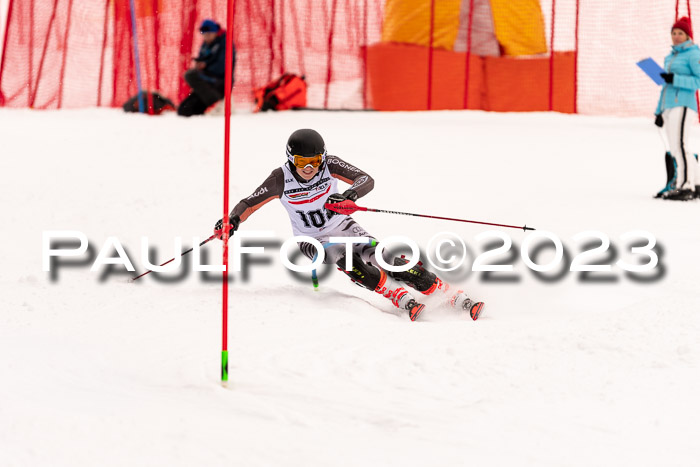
[1,108,700,466]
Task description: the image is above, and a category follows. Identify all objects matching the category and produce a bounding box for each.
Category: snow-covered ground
[2,108,699,466]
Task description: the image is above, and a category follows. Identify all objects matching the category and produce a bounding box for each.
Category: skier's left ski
[450,290,485,320]
[469,302,485,321]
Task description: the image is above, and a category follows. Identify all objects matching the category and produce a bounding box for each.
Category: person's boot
[655,152,677,198]
[662,188,695,201]
[375,274,425,321]
[177,93,208,116]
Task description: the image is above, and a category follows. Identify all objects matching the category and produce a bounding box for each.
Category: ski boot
[389,256,446,295]
[375,272,425,321]
[655,152,677,198]
[386,286,425,321]
[662,188,695,201]
[655,181,676,198]
[450,290,485,321]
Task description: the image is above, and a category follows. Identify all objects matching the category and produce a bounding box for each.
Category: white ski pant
[661,106,697,190]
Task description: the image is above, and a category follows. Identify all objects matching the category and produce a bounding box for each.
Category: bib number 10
[296,209,336,228]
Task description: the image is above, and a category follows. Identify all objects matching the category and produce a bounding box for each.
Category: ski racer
[214,129,483,321]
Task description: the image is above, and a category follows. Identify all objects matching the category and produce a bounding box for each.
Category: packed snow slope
[1,108,699,467]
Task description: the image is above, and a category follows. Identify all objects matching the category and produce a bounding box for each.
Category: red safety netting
[0,0,697,115]
[0,0,385,110]
[575,0,694,116]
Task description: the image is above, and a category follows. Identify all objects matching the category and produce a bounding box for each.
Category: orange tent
[369,0,573,112]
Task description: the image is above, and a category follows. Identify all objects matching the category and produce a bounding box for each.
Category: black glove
[660,72,674,84]
[214,214,240,238]
[654,113,664,127]
[326,189,359,205]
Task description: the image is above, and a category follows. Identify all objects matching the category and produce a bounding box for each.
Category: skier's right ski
[407,300,425,321]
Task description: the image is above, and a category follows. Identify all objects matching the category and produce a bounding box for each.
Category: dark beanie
[200,19,220,33]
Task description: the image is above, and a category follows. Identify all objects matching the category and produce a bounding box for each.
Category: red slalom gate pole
[221,0,235,386]
[129,234,218,282]
[326,200,535,231]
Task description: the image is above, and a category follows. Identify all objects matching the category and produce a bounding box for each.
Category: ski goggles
[289,153,324,169]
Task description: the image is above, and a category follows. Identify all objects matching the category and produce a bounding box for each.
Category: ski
[469,302,485,321]
[408,302,426,321]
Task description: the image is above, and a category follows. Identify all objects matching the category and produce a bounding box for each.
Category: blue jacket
[195,32,236,82]
[656,40,700,114]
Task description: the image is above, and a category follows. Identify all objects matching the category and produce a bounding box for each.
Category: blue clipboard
[636,58,666,85]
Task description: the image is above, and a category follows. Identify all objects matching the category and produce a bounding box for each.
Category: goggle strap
[287,149,327,162]
[288,151,326,168]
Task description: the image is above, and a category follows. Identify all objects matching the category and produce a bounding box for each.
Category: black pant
[177,70,224,117]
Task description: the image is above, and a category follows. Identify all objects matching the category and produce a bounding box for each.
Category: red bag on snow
[254,74,307,112]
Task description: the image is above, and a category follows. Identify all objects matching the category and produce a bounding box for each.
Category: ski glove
[214,214,241,239]
[325,190,359,216]
[660,72,674,84]
[655,113,664,127]
[327,189,359,205]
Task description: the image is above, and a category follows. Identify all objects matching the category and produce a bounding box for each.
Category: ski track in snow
[1,108,700,466]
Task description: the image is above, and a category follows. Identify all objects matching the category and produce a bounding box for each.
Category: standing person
[178,19,236,117]
[654,16,700,200]
[214,129,484,321]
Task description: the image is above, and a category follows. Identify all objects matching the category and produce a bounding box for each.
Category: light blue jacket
[656,40,700,114]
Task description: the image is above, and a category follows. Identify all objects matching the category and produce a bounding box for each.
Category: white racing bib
[279,163,347,236]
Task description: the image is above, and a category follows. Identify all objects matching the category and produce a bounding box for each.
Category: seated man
[177,19,236,117]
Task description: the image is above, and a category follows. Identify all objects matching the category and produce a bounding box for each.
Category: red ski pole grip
[325,200,365,215]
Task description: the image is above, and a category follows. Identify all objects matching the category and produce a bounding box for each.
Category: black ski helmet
[286,129,327,160]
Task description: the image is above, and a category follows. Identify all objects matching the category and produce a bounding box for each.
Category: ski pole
[129,233,218,282]
[311,242,336,291]
[325,200,535,231]
[128,0,145,113]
